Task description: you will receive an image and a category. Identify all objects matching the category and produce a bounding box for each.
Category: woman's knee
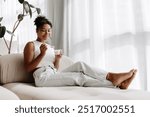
[75,61,86,66]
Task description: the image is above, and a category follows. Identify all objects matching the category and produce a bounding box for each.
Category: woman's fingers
[40,44,47,50]
[40,44,47,55]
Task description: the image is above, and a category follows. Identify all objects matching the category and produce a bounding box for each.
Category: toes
[130,69,137,75]
[128,69,134,77]
[133,69,137,74]
[129,69,134,74]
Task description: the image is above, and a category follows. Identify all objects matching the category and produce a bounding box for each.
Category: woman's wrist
[39,53,45,57]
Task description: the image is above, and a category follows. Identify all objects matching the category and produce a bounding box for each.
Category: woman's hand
[40,43,47,56]
[55,54,62,59]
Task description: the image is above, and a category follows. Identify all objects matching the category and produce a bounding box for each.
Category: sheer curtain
[64,0,150,91]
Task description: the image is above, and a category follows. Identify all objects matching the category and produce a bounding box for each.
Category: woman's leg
[33,65,136,88]
[33,66,87,87]
[62,61,136,87]
[82,75,114,87]
[33,65,112,87]
[62,61,108,80]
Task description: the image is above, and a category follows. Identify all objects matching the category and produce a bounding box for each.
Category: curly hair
[34,15,52,30]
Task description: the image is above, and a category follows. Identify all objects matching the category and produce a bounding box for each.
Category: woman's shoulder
[24,41,35,50]
[25,41,34,47]
[27,41,34,44]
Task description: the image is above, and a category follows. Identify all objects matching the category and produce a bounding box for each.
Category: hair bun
[34,15,52,29]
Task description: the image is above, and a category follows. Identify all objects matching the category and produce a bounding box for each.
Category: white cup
[54,49,63,55]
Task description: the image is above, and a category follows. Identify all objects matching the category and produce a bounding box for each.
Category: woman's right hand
[40,43,47,56]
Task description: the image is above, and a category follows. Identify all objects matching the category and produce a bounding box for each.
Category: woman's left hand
[55,53,62,60]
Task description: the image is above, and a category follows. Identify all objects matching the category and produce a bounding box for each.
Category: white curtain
[63,0,150,91]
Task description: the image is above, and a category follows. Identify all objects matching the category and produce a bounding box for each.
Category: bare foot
[107,69,134,86]
[119,69,137,89]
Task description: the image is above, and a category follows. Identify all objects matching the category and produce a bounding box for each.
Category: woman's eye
[40,29,51,33]
[40,30,45,32]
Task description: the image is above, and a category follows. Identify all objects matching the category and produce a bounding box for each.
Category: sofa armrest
[0,86,19,100]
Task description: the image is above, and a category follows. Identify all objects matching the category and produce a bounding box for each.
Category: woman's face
[37,24,52,41]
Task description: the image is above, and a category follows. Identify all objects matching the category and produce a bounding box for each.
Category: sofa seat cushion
[3,83,150,100]
[0,86,19,100]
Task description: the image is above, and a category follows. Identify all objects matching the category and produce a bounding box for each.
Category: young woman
[24,16,137,89]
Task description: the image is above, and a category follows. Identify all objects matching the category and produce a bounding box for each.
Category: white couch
[0,86,19,100]
[1,53,150,100]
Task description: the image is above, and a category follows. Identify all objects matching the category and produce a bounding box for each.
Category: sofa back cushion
[0,53,74,84]
[0,54,34,84]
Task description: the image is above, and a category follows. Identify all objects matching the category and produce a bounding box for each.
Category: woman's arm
[23,42,46,72]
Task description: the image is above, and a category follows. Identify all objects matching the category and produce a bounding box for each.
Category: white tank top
[33,40,55,68]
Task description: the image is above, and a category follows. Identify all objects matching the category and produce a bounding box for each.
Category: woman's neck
[36,38,45,43]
